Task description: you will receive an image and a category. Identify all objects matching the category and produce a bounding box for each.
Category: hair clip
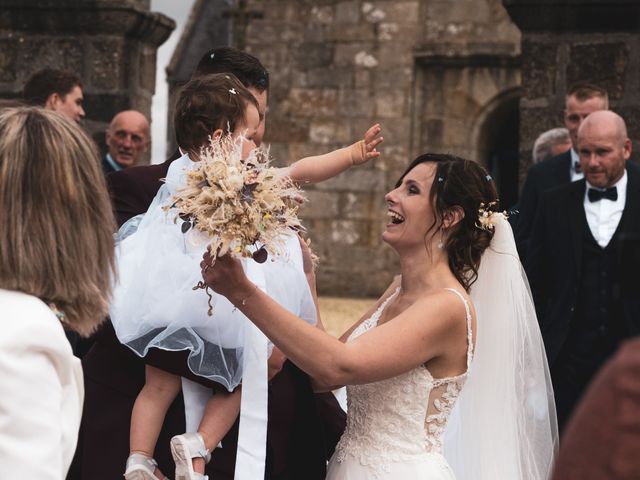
[485,175,493,181]
[437,176,445,183]
[229,88,238,95]
[210,53,215,59]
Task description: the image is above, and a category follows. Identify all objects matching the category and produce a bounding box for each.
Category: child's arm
[288,124,383,185]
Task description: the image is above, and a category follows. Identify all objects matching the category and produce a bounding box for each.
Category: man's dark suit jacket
[513,150,572,261]
[552,337,640,480]
[525,164,640,366]
[72,154,346,480]
[101,154,120,175]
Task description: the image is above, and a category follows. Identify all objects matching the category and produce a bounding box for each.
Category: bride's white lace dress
[327,288,473,479]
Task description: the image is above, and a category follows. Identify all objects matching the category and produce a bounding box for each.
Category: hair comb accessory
[229,88,238,95]
[437,176,445,183]
[476,201,507,231]
[485,175,493,181]
[210,53,215,59]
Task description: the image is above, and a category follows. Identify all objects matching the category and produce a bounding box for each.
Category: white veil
[443,214,559,479]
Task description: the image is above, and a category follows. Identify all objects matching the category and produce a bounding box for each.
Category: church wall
[237,0,520,296]
[0,0,174,161]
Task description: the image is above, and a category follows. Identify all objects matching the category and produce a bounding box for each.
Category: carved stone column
[0,0,175,160]
[503,0,640,171]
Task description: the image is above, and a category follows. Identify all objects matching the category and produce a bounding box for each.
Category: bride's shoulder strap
[442,288,473,366]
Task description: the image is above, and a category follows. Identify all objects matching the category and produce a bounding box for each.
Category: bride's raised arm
[201,251,469,389]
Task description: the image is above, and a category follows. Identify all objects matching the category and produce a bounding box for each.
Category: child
[111,73,383,480]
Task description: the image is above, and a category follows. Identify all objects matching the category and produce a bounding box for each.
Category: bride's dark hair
[396,153,499,291]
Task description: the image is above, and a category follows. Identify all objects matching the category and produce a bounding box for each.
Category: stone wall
[0,0,174,160]
[504,0,640,171]
[238,0,520,296]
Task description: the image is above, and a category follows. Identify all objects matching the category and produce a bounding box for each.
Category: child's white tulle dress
[109,154,317,390]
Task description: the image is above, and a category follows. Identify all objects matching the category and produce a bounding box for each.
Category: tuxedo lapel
[553,150,572,184]
[567,180,587,277]
[618,165,640,235]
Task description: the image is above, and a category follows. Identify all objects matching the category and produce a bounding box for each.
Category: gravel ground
[318,296,376,338]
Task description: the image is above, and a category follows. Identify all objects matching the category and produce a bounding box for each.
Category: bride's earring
[437,229,444,249]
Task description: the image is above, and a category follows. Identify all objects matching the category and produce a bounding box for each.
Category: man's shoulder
[538,177,584,209]
[528,149,571,177]
[627,160,640,181]
[109,161,169,186]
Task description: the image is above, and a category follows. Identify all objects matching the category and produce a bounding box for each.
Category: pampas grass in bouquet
[166,135,305,313]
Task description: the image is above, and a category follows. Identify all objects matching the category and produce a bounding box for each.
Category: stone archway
[473,87,522,208]
[411,57,521,208]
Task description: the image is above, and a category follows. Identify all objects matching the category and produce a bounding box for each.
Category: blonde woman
[0,107,115,479]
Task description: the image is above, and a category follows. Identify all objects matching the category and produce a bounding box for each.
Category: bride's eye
[408,185,420,194]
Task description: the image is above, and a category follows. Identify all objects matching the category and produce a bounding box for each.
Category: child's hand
[350,123,383,165]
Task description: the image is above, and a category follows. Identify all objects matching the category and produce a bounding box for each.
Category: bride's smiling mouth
[387,209,405,225]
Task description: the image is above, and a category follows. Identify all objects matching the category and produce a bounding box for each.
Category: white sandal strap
[171,433,211,480]
[125,453,159,479]
[172,433,211,463]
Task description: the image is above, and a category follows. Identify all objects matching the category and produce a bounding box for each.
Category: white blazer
[0,289,83,479]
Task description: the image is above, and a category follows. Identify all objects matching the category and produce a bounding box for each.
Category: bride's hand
[297,235,316,276]
[200,251,253,304]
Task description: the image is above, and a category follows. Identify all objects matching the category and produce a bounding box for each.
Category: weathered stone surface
[506,0,640,181]
[335,1,361,24]
[88,39,123,90]
[294,42,335,70]
[0,38,17,82]
[163,0,521,296]
[282,88,339,116]
[341,192,377,219]
[299,189,340,219]
[309,119,353,144]
[17,38,84,83]
[521,39,557,99]
[374,88,406,118]
[264,116,310,143]
[314,167,386,193]
[0,0,174,153]
[567,42,628,100]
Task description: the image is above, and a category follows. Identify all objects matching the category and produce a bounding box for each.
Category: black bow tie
[588,187,618,202]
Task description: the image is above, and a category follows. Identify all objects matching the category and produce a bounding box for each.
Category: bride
[202,153,558,479]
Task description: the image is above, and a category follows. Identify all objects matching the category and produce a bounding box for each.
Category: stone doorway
[475,88,521,209]
[412,53,521,207]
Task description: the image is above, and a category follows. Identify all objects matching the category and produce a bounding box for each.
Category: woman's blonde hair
[0,107,115,336]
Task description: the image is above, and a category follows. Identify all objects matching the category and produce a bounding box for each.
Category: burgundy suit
[71,154,346,479]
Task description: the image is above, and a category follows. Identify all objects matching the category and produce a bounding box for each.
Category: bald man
[103,110,151,173]
[526,111,640,431]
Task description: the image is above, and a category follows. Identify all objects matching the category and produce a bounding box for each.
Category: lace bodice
[333,288,473,475]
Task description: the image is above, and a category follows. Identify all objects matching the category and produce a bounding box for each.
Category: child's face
[233,102,260,159]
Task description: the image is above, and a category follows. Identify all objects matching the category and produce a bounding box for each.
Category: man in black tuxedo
[73,48,345,480]
[514,83,609,260]
[526,111,640,431]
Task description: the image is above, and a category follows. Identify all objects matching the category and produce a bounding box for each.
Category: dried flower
[476,201,506,231]
[166,134,305,263]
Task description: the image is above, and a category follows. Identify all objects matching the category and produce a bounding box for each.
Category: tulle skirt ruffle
[109,156,316,391]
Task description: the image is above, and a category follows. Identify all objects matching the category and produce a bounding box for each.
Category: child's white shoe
[170,432,211,480]
[124,453,166,480]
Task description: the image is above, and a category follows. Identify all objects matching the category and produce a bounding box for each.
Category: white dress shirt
[0,289,83,479]
[584,170,627,248]
[570,149,584,182]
